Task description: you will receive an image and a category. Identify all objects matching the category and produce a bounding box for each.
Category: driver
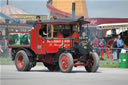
[39,25,48,37]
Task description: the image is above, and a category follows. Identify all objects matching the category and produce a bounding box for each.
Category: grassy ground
[0,54,120,68]
[0,56,14,65]
[99,54,119,68]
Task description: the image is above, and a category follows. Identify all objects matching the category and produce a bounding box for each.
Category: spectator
[99,39,105,60]
[117,35,123,59]
[0,42,3,54]
[113,37,118,60]
[93,36,100,55]
[102,38,106,52]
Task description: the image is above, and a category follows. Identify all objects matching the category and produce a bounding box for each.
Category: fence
[95,47,128,60]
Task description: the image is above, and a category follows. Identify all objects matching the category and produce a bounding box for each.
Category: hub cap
[60,56,69,70]
[17,54,24,68]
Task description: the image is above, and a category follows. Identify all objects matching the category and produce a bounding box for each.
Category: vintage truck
[8,18,99,72]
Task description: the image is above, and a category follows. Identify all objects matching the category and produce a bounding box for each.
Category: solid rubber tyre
[85,52,99,72]
[15,50,32,71]
[59,53,73,73]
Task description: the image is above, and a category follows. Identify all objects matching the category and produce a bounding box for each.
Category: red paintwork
[56,32,64,38]
[30,23,80,54]
[89,18,128,25]
[74,59,86,62]
[8,21,81,55]
[46,39,72,53]
[74,63,88,66]
[60,55,69,70]
[17,54,24,68]
[31,24,42,54]
[38,55,54,64]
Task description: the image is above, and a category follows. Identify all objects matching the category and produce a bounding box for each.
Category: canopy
[0,5,29,16]
[39,19,90,24]
[98,23,128,29]
[99,23,128,37]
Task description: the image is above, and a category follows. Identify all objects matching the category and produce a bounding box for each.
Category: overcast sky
[0,0,128,18]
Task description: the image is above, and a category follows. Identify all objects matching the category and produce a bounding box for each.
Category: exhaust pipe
[72,2,75,19]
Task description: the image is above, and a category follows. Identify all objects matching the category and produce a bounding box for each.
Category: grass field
[0,54,120,68]
[0,56,14,65]
[99,53,119,68]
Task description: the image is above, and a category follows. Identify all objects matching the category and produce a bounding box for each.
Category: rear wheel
[85,52,99,72]
[15,50,32,71]
[59,53,73,72]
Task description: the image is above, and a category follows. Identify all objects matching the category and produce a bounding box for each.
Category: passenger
[63,25,71,37]
[72,32,80,37]
[32,16,42,29]
[56,32,64,38]
[50,16,57,20]
[39,25,48,37]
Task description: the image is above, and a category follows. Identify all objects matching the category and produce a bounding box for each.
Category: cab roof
[38,19,90,25]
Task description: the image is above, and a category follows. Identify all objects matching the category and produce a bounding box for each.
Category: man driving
[39,25,48,37]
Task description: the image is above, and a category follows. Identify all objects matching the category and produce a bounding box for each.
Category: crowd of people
[93,36,106,60]
[92,34,127,61]
[0,36,8,57]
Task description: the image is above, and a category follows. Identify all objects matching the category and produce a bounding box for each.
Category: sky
[0,0,128,18]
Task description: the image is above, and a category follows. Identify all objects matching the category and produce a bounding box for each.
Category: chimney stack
[72,2,75,19]
[7,0,9,5]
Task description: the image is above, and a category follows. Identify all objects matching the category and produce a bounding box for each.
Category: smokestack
[72,2,75,19]
[7,0,9,5]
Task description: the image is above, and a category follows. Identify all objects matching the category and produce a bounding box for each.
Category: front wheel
[59,53,73,73]
[15,50,32,71]
[85,52,99,72]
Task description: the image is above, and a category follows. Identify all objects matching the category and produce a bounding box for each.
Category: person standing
[99,39,105,60]
[93,36,99,55]
[32,16,42,29]
[113,37,117,60]
[117,35,123,59]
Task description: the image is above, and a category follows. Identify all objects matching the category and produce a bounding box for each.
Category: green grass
[100,60,119,68]
[99,54,119,68]
[0,56,14,65]
[0,54,120,68]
